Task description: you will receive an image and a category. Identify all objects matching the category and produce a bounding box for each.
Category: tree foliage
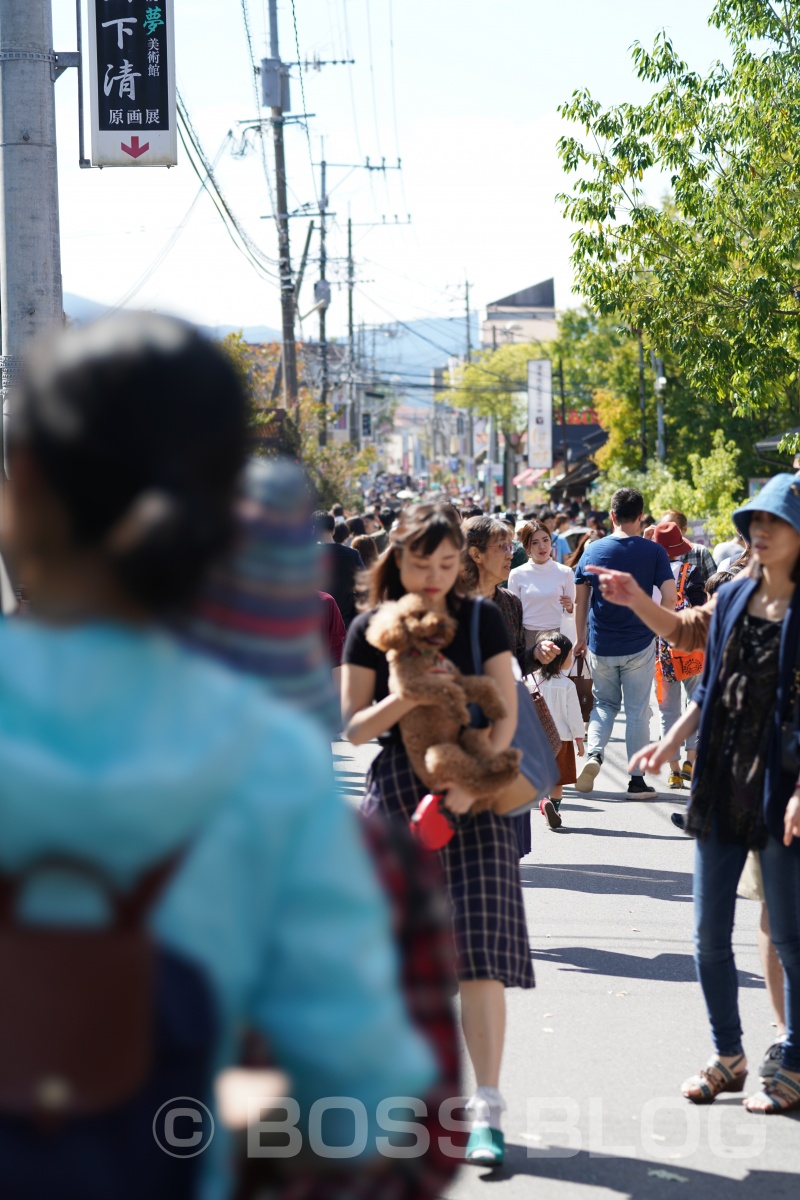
[557,0,800,413]
[219,333,376,509]
[591,430,745,541]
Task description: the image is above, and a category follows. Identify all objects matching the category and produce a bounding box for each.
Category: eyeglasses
[494,542,515,552]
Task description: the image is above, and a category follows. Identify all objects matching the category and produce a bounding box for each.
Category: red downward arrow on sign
[121,136,150,159]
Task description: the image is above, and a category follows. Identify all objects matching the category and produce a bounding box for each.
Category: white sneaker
[575,755,602,792]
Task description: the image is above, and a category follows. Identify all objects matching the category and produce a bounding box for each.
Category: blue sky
[52,1,730,335]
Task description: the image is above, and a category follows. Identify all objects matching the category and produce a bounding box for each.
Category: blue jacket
[692,574,800,852]
[0,620,436,1200]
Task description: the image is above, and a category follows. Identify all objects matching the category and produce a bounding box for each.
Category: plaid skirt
[363,743,535,989]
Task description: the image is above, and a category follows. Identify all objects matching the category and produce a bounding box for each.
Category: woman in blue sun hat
[632,474,800,1115]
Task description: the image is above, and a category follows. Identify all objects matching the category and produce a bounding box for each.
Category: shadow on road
[520,862,693,903]
[552,827,686,841]
[529,945,763,987]
[467,1147,800,1199]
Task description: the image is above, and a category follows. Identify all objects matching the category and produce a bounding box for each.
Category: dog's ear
[365,604,411,653]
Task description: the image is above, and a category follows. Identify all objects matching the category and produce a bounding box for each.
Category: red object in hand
[410,793,455,851]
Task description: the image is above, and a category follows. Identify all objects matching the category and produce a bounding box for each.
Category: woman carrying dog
[343,504,533,1166]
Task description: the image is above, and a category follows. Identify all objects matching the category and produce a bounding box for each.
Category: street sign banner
[527,359,553,469]
[87,1,177,167]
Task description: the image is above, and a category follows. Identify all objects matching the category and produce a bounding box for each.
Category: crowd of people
[1,312,799,1198]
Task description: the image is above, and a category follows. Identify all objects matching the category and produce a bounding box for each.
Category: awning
[513,466,549,487]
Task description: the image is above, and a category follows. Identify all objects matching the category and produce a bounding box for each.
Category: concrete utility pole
[637,330,647,471]
[463,278,475,477]
[317,152,329,445]
[0,0,64,473]
[267,0,299,410]
[347,215,359,449]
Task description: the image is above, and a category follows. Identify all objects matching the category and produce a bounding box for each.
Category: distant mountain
[64,294,283,345]
[63,293,474,404]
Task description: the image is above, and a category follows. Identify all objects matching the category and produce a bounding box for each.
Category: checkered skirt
[363,743,535,989]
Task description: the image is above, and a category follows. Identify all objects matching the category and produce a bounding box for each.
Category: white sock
[466,1086,506,1131]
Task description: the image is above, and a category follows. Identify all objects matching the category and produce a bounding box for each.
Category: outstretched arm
[584,566,683,642]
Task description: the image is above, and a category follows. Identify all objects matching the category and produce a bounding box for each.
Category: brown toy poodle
[366,594,521,812]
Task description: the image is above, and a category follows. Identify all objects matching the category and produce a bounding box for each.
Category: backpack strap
[0,852,184,929]
[676,561,692,607]
[470,596,483,676]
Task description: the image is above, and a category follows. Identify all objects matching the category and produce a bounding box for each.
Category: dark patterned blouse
[490,586,539,677]
[687,613,781,848]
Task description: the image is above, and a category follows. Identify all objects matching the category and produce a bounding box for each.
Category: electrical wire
[364,0,390,203]
[387,0,410,214]
[240,0,280,234]
[176,94,280,284]
[109,137,229,311]
[340,0,364,161]
[290,0,320,207]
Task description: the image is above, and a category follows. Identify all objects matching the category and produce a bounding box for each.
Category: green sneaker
[465,1125,505,1165]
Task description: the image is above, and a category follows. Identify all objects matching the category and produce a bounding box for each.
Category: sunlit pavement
[333,697,800,1199]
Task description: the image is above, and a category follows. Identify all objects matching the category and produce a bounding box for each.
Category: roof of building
[488,279,555,311]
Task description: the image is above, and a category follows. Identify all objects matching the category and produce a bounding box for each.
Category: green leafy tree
[219,332,376,509]
[557,0,800,415]
[591,430,746,540]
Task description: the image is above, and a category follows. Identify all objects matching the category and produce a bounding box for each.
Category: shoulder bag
[470,598,559,816]
[570,653,594,723]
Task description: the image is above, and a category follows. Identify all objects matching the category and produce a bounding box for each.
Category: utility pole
[267,0,299,409]
[316,152,331,445]
[637,330,647,471]
[463,278,475,483]
[347,215,359,448]
[558,359,569,487]
[0,0,64,475]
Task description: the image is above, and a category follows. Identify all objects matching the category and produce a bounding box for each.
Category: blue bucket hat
[732,473,800,540]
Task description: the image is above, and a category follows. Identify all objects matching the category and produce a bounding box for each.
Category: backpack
[0,855,217,1200]
[656,562,705,698]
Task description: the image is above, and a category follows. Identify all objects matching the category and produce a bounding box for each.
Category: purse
[526,673,562,757]
[570,653,594,723]
[469,599,559,816]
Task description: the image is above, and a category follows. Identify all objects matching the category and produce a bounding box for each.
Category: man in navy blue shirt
[574,488,676,794]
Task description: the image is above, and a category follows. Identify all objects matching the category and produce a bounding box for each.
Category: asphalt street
[333,701,800,1200]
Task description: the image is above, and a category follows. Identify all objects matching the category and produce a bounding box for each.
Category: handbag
[469,598,559,816]
[570,653,594,723]
[526,673,562,757]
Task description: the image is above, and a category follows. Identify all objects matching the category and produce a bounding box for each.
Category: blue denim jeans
[695,823,800,1070]
[761,834,800,1071]
[587,642,656,774]
[657,672,700,751]
[693,824,749,1058]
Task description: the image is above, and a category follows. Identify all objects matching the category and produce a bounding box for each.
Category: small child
[534,632,585,829]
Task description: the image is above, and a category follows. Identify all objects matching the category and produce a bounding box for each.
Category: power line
[290,0,320,207]
[239,0,280,234]
[386,0,410,214]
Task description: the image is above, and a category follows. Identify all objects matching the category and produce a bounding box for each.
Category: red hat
[653,520,692,559]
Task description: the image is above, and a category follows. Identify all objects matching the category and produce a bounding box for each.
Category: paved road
[333,704,800,1200]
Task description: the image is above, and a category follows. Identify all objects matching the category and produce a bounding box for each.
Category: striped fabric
[185,458,341,738]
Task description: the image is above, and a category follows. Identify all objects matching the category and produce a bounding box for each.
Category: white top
[713,539,741,565]
[507,557,575,630]
[534,673,585,742]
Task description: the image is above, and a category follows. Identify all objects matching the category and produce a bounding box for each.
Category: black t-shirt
[343,596,511,745]
[321,542,364,628]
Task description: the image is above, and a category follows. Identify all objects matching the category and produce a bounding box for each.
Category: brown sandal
[744,1070,800,1114]
[681,1055,747,1105]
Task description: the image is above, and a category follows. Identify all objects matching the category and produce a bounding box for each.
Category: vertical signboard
[527,359,553,469]
[88,1,177,167]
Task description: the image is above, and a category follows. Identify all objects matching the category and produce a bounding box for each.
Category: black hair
[367,503,465,609]
[347,516,366,538]
[538,508,555,522]
[461,505,483,520]
[312,510,335,535]
[611,487,644,523]
[14,312,246,611]
[705,569,735,597]
[538,632,574,680]
[332,522,349,544]
[330,503,344,517]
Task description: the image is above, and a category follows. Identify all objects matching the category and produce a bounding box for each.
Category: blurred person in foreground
[0,314,436,1200]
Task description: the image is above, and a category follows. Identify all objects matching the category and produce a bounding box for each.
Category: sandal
[744,1069,800,1114]
[681,1055,747,1105]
